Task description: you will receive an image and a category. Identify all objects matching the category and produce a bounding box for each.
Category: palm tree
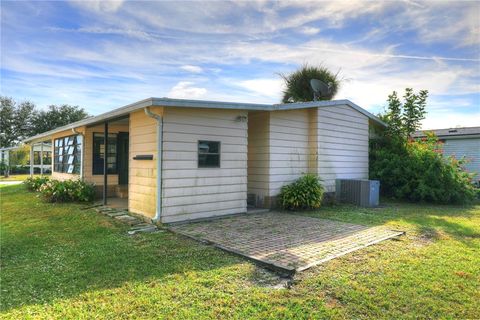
[280,64,341,103]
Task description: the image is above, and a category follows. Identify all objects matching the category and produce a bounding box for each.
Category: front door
[117,132,129,185]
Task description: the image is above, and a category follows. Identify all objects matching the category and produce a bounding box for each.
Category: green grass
[0,174,49,181]
[1,185,479,319]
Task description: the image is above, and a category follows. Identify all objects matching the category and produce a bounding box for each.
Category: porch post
[103,121,108,205]
[40,142,44,176]
[29,144,34,177]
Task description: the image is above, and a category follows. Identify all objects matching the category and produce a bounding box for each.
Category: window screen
[93,133,118,175]
[198,140,220,168]
[53,135,82,174]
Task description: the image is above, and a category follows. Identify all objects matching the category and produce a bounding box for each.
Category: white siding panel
[161,107,248,222]
[162,207,245,223]
[317,105,370,192]
[163,176,247,188]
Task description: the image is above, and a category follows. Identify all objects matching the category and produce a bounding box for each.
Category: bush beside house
[278,174,325,210]
[370,88,478,204]
[24,176,95,203]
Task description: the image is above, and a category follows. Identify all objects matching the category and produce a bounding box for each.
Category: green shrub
[278,174,325,210]
[23,176,50,191]
[370,134,477,204]
[39,179,95,203]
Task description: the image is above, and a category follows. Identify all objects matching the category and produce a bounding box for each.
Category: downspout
[72,128,85,180]
[29,144,34,177]
[144,107,163,223]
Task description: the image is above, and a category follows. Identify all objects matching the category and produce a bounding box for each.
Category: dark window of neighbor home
[53,135,82,174]
[198,140,220,168]
[93,133,118,174]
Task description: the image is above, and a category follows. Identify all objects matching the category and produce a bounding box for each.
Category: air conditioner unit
[335,179,380,207]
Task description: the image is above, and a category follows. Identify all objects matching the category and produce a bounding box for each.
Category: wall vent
[335,179,380,207]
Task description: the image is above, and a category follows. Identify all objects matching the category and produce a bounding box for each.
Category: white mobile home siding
[316,105,369,192]
[161,107,248,223]
[442,138,480,181]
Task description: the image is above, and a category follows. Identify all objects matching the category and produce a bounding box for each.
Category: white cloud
[2,0,479,129]
[236,78,284,98]
[421,112,480,130]
[168,81,207,99]
[180,65,203,73]
[299,26,320,35]
[70,0,125,13]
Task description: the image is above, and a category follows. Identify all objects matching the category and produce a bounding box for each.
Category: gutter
[72,128,85,180]
[144,107,163,223]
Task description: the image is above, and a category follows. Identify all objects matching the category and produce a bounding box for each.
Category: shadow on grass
[0,185,240,312]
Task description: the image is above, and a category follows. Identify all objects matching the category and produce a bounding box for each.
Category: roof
[23,97,386,143]
[0,146,21,152]
[0,142,51,151]
[413,126,480,139]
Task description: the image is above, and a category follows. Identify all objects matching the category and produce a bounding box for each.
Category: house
[0,143,52,174]
[23,98,385,223]
[413,126,480,182]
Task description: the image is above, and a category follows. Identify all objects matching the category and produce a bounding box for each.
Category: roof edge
[23,97,385,143]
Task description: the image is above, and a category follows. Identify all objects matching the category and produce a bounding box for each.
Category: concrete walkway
[0,181,23,185]
[170,212,404,274]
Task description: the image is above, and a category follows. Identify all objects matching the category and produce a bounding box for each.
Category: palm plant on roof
[280,64,341,103]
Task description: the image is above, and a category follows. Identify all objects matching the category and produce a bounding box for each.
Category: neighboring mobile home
[413,126,480,182]
[23,98,385,223]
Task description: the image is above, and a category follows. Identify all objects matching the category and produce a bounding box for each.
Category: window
[34,150,52,165]
[93,133,117,175]
[54,135,82,174]
[198,140,220,168]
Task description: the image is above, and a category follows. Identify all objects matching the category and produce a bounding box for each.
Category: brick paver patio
[169,212,404,273]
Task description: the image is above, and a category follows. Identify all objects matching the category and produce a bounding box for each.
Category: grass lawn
[0,174,49,181]
[1,184,479,319]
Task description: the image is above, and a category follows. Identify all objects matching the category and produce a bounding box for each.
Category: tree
[0,97,37,148]
[379,88,428,142]
[368,88,476,204]
[402,88,428,137]
[0,97,90,148]
[32,104,90,135]
[280,64,341,103]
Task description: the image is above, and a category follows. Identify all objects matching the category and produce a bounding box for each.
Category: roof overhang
[23,97,386,143]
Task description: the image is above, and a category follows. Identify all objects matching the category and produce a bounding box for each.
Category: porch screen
[93,133,118,175]
[53,135,82,174]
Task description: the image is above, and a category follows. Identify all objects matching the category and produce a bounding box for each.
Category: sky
[1,0,479,129]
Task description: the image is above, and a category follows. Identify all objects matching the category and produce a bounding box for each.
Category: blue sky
[1,0,479,129]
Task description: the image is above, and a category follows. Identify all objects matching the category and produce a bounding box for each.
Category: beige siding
[128,107,162,218]
[247,111,270,205]
[161,107,248,223]
[268,109,311,196]
[317,105,369,191]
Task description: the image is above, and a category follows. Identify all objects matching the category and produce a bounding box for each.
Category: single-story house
[413,126,480,182]
[23,98,385,223]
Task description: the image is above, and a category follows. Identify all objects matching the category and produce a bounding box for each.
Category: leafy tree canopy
[379,88,428,143]
[1,97,36,148]
[32,104,90,135]
[280,64,341,103]
[0,96,90,148]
